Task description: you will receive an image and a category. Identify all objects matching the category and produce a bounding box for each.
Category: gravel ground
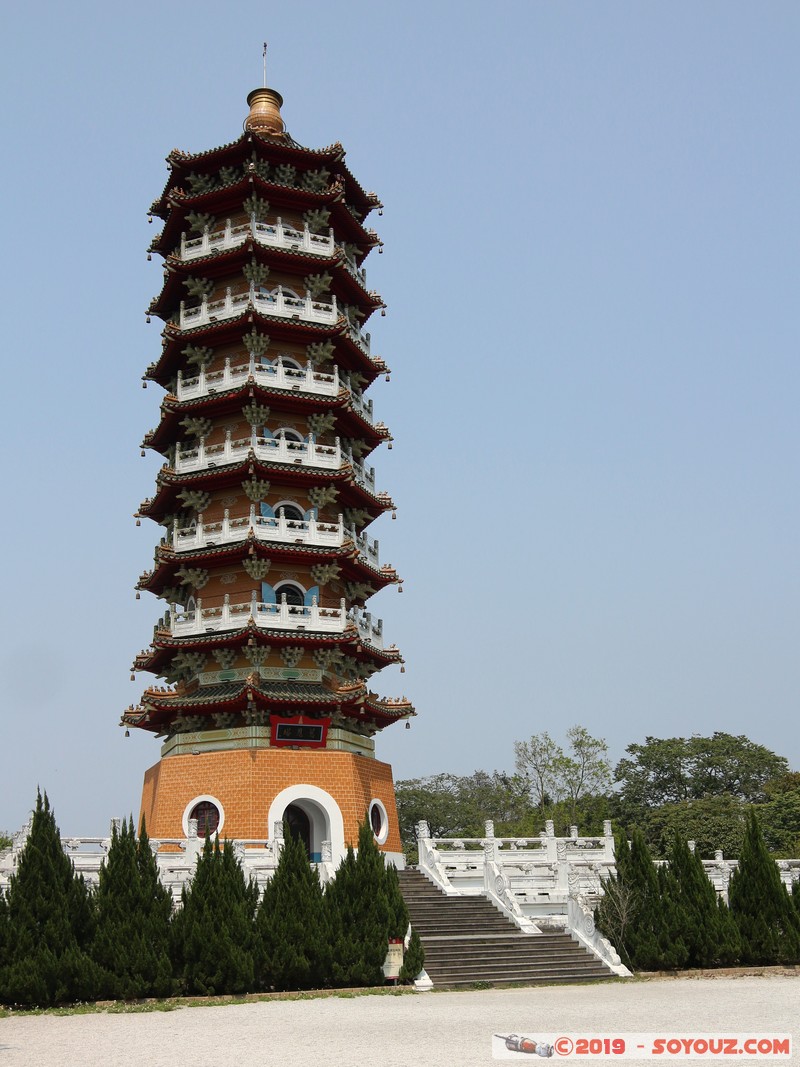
[0,976,797,1067]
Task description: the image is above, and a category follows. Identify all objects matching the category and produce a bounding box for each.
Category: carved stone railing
[481,822,541,933]
[415,819,617,913]
[172,507,345,552]
[175,356,376,429]
[179,284,338,331]
[0,819,347,903]
[174,282,372,354]
[174,430,340,474]
[170,594,348,637]
[179,217,336,261]
[179,217,368,289]
[176,356,340,402]
[696,846,800,904]
[169,508,381,571]
[172,431,377,494]
[567,894,632,977]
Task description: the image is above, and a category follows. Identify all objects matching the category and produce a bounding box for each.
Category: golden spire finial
[245,42,286,137]
[245,87,285,137]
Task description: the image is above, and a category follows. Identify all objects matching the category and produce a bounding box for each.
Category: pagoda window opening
[185,595,197,617]
[275,352,302,372]
[274,427,303,443]
[272,427,306,454]
[274,581,305,607]
[275,502,304,522]
[260,284,301,303]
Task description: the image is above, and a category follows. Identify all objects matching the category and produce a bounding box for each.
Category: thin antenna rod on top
[263,42,267,87]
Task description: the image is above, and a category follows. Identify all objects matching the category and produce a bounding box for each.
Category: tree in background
[512,731,565,818]
[91,817,174,1000]
[728,811,800,964]
[614,733,789,827]
[640,795,747,859]
[171,836,258,995]
[515,725,612,827]
[395,770,530,854]
[0,832,12,852]
[325,820,390,987]
[0,792,99,1006]
[755,773,800,857]
[254,829,329,991]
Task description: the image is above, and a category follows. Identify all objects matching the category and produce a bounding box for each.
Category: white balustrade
[346,452,376,492]
[174,431,341,474]
[171,431,380,497]
[178,217,369,291]
[349,606,384,648]
[347,322,371,355]
[415,820,617,908]
[179,217,336,261]
[177,356,339,402]
[171,508,381,569]
[168,595,385,647]
[173,507,344,552]
[346,377,374,423]
[341,253,368,287]
[179,284,338,330]
[170,595,347,637]
[355,529,380,568]
[176,358,375,428]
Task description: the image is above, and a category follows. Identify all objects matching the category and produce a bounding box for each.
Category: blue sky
[2,1,798,835]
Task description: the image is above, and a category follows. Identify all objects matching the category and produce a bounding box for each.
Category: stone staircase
[398,868,615,988]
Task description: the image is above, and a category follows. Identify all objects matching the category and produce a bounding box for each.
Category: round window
[190,800,220,837]
[368,799,389,844]
[370,804,382,836]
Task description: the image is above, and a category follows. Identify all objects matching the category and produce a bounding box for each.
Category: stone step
[428,956,610,973]
[425,956,610,976]
[408,914,516,927]
[426,973,605,985]
[398,868,615,988]
[424,943,600,962]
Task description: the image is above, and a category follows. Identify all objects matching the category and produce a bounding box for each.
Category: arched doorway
[284,803,311,859]
[268,785,345,866]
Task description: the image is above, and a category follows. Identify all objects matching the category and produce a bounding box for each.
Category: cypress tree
[399,929,425,984]
[384,862,410,940]
[254,830,329,991]
[0,888,8,984]
[91,818,174,1000]
[665,832,740,967]
[729,810,800,964]
[596,828,687,971]
[0,792,100,1006]
[654,863,691,969]
[172,836,258,995]
[325,820,390,987]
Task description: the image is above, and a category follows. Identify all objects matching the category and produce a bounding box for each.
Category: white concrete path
[0,976,797,1067]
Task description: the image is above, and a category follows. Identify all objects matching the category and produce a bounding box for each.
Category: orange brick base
[139,748,402,856]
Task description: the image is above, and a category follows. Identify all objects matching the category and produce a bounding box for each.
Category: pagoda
[122,86,413,865]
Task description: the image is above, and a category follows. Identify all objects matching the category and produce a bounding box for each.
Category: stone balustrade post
[603,820,614,860]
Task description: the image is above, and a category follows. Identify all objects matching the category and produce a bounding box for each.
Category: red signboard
[269,714,330,748]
